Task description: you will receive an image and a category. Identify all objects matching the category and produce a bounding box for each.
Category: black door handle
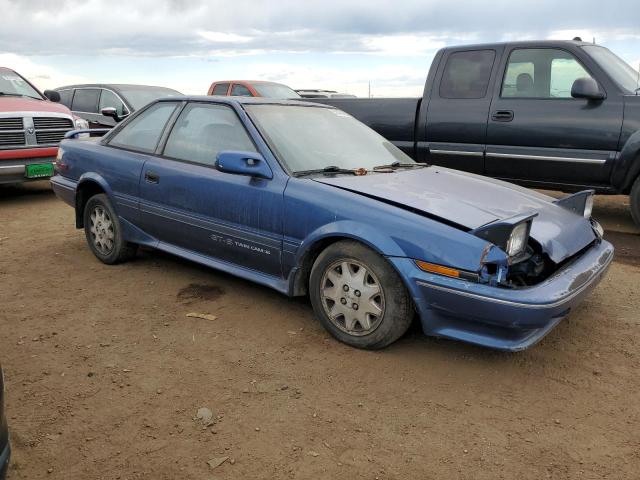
[144,171,159,184]
[491,110,514,122]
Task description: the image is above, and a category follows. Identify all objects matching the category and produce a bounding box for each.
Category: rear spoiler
[64,128,111,139]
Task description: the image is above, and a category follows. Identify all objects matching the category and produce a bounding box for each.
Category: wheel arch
[74,174,113,228]
[288,221,407,297]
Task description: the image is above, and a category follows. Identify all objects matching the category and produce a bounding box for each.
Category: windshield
[117,86,182,110]
[253,83,301,99]
[582,45,639,93]
[0,70,43,99]
[246,104,414,172]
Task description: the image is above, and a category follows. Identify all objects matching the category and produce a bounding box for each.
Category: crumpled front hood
[314,167,597,263]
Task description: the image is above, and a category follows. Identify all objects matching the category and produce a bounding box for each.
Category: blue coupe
[51,97,613,351]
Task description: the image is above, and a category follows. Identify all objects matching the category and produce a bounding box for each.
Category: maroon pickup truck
[0,67,85,185]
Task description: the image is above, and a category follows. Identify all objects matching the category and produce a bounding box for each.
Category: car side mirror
[215,151,273,180]
[101,107,128,122]
[571,77,605,101]
[43,90,61,102]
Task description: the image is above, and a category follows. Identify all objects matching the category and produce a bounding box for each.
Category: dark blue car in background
[51,97,613,350]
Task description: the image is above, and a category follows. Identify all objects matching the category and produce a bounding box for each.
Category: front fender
[612,129,640,192]
[296,220,407,262]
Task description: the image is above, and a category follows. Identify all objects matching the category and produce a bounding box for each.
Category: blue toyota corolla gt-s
[51,97,613,351]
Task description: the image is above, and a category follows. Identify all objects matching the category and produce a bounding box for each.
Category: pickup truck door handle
[491,110,514,122]
[144,171,160,184]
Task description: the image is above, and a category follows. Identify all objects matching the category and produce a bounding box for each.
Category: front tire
[83,193,137,264]
[630,176,640,227]
[309,240,413,349]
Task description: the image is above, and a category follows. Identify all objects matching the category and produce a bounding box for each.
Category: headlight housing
[553,190,595,218]
[472,213,536,259]
[506,221,530,257]
[74,117,89,129]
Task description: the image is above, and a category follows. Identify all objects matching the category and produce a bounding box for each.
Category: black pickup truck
[312,40,640,225]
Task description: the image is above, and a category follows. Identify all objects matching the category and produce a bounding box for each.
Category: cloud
[0,53,88,90]
[1,0,639,58]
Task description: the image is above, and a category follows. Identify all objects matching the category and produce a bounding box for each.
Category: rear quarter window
[439,50,496,99]
[108,102,178,153]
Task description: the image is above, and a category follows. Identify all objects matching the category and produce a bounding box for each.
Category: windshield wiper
[372,161,427,170]
[294,165,361,177]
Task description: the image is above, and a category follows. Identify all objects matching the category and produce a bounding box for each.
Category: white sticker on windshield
[2,74,26,85]
[330,110,351,118]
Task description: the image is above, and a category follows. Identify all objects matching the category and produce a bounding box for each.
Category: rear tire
[309,240,413,349]
[631,176,640,227]
[83,193,137,264]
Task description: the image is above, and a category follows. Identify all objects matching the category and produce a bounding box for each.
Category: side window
[439,50,495,99]
[57,89,73,108]
[550,57,591,98]
[99,89,129,117]
[108,102,177,153]
[71,88,100,113]
[211,83,230,95]
[230,84,253,97]
[163,103,256,166]
[501,48,594,98]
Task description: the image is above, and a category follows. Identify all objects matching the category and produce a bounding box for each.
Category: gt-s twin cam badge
[210,233,272,256]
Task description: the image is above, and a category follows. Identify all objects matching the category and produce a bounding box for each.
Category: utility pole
[368,81,371,98]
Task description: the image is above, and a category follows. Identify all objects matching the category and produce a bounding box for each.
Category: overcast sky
[1,0,639,97]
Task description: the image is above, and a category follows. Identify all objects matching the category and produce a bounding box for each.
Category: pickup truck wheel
[83,194,137,264]
[309,240,413,349]
[631,176,640,227]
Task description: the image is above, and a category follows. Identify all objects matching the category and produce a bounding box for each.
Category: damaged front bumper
[390,239,614,351]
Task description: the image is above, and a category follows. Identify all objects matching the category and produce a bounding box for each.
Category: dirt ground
[1,181,639,480]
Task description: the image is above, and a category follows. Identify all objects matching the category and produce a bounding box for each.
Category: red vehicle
[0,67,86,185]
[207,80,300,99]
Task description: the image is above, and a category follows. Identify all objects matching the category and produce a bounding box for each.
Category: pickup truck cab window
[230,84,253,97]
[211,83,230,96]
[163,103,257,165]
[501,48,594,99]
[108,102,177,153]
[439,50,495,99]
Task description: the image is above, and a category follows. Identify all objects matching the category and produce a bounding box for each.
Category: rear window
[439,50,496,99]
[71,89,100,113]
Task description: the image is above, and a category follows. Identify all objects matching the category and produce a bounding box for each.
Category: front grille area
[33,117,73,130]
[0,117,23,131]
[36,130,67,144]
[0,132,26,146]
[0,115,73,149]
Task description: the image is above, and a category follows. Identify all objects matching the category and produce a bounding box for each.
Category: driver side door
[138,102,285,277]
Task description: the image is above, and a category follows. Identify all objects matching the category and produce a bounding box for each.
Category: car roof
[54,83,180,92]
[156,95,333,108]
[211,80,288,85]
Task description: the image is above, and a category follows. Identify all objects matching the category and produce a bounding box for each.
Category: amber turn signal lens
[415,261,460,278]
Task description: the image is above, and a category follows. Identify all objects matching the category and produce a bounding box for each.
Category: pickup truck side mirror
[571,77,605,101]
[101,107,129,122]
[215,151,273,180]
[43,90,61,102]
